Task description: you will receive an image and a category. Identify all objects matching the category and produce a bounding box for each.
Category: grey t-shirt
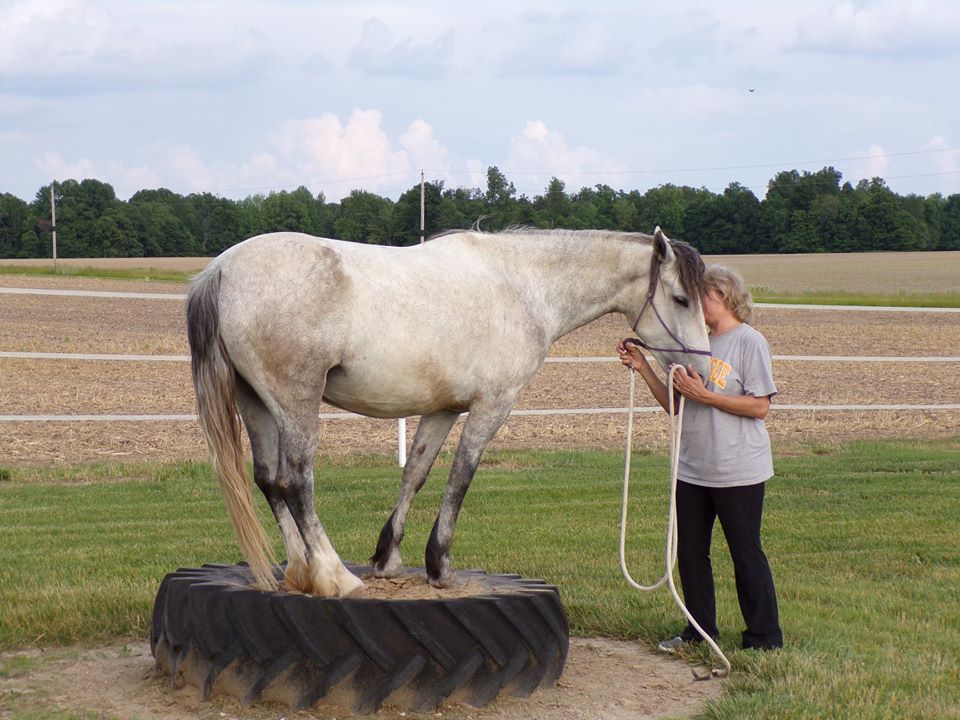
[678,323,777,487]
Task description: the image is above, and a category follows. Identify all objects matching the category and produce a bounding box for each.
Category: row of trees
[1,166,958,259]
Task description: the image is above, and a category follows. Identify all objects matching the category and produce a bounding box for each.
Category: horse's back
[208,232,548,417]
[216,231,501,322]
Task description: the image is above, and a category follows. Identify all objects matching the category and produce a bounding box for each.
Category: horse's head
[630,227,711,380]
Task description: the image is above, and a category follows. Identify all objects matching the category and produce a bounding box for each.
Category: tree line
[1,166,958,259]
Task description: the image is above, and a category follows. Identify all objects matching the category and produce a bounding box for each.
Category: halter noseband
[629,255,711,358]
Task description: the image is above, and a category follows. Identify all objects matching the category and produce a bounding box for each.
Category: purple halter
[628,255,711,358]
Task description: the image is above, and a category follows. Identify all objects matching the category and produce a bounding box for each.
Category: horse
[186,227,711,597]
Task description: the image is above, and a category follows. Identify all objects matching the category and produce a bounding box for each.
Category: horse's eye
[673,295,690,308]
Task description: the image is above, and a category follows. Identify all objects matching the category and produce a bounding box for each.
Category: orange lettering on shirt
[709,357,732,389]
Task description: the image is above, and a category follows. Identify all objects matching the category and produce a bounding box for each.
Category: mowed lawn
[1,440,958,719]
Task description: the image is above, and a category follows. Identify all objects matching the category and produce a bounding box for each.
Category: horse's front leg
[426,401,514,588]
[372,410,459,578]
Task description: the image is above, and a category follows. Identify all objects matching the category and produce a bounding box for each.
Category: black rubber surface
[150,563,569,714]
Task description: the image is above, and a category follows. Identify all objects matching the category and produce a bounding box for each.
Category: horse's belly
[322,368,468,419]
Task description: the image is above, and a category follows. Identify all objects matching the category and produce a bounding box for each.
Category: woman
[618,264,783,651]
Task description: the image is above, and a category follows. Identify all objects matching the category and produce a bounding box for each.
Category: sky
[1,0,959,204]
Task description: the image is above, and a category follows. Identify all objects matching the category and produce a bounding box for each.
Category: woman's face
[701,288,727,327]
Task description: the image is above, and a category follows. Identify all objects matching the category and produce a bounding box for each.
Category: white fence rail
[4,286,960,313]
[3,286,959,426]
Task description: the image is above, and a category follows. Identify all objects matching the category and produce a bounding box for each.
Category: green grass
[751,288,960,308]
[0,264,195,283]
[1,440,959,719]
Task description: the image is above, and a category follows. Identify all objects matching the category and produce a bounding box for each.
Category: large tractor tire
[151,563,569,714]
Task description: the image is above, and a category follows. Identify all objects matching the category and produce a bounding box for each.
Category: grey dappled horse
[187,227,710,596]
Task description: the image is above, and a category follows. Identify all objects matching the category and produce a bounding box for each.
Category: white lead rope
[619,364,731,678]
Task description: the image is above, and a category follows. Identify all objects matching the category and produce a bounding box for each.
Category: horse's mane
[427,226,706,300]
[668,239,706,302]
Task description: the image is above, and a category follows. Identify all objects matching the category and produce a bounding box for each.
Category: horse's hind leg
[235,380,312,590]
[372,410,459,578]
[426,401,514,587]
[275,403,364,598]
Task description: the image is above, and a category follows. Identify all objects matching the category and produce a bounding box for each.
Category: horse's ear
[653,226,675,262]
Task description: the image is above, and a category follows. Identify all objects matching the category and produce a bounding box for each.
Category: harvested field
[2,256,209,273]
[5,249,960,294]
[2,254,959,466]
[706,250,960,294]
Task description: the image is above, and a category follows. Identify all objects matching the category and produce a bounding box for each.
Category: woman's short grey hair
[705,265,754,324]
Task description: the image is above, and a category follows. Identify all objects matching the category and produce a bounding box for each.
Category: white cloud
[793,0,960,57]
[166,147,217,194]
[928,136,960,193]
[399,120,449,172]
[0,0,276,94]
[348,17,455,78]
[0,0,113,78]
[855,144,890,181]
[270,109,412,195]
[35,151,96,180]
[158,110,455,200]
[33,151,159,198]
[465,159,486,191]
[106,162,161,195]
[505,121,626,191]
[498,9,630,76]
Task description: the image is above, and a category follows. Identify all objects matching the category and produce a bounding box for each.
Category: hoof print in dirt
[150,563,569,714]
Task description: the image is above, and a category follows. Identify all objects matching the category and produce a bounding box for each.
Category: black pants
[676,480,783,650]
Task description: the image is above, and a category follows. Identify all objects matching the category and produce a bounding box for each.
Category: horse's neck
[496,233,652,342]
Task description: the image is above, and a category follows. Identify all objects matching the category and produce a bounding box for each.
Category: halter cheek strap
[630,278,711,358]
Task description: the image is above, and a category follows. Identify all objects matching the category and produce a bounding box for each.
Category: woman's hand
[617,339,649,372]
[672,365,709,401]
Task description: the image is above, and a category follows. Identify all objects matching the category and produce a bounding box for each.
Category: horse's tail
[186,265,277,591]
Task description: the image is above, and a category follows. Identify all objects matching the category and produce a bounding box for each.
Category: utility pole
[420,170,425,244]
[50,182,58,273]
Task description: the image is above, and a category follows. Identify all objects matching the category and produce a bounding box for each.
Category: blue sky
[2,0,958,202]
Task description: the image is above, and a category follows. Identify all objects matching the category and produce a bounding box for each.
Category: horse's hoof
[345,584,368,599]
[372,555,405,579]
[283,559,312,594]
[428,572,465,590]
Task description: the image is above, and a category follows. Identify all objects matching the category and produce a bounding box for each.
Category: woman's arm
[673,365,771,420]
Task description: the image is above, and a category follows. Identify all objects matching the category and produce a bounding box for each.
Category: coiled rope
[619,363,731,678]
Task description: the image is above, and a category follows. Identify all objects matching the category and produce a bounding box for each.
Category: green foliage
[3,168,958,259]
[335,189,396,244]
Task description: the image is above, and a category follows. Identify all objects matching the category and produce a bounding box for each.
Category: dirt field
[0,637,722,720]
[1,283,958,465]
